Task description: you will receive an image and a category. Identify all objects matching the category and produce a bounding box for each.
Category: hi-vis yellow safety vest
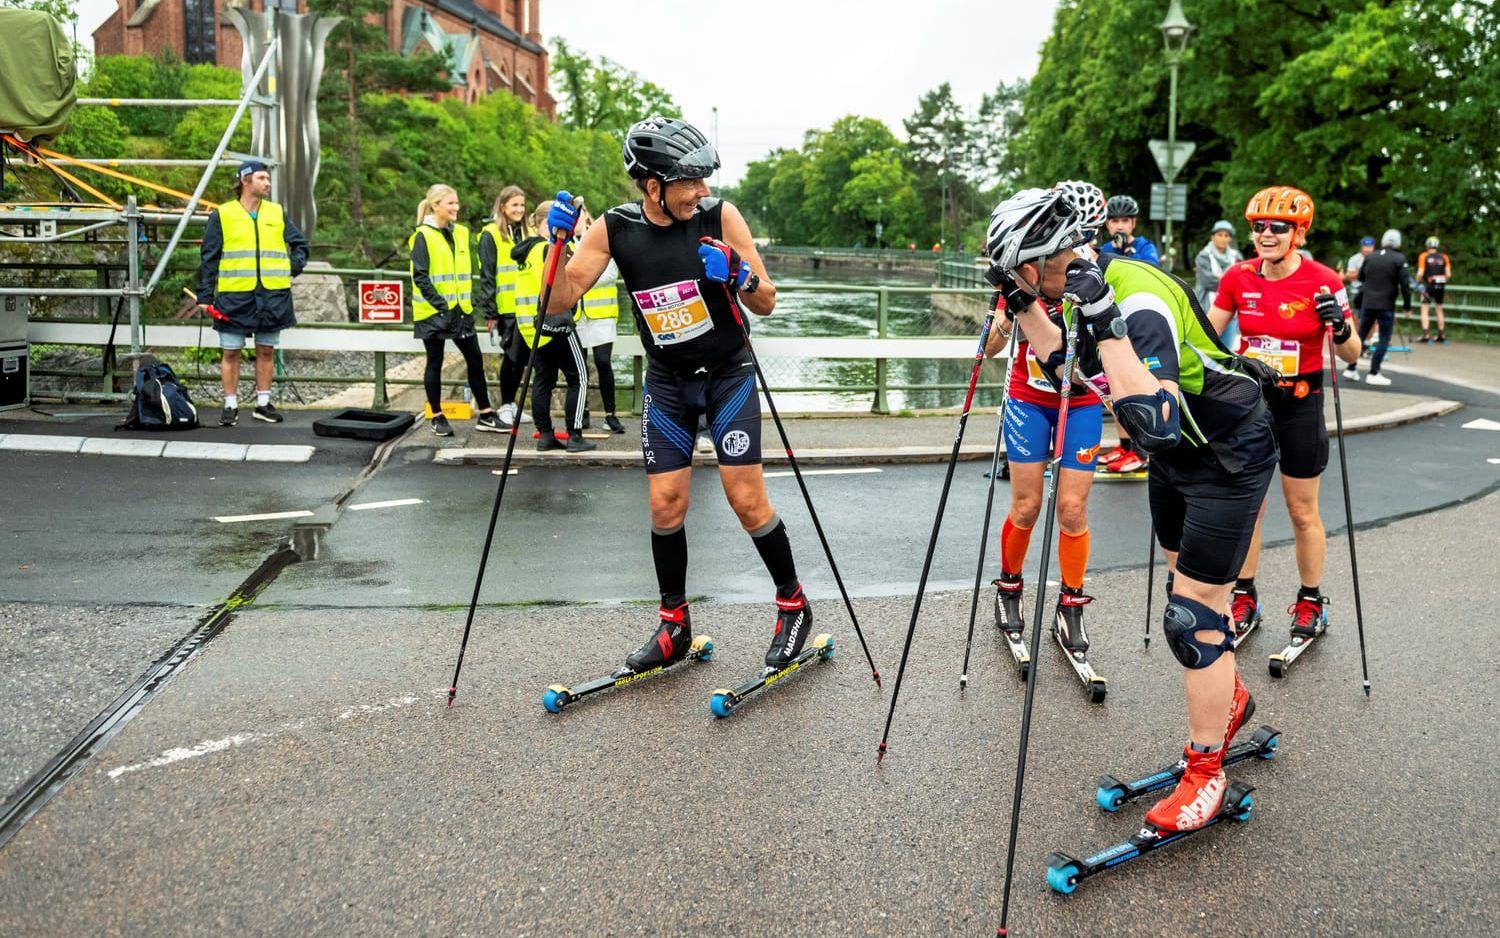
[581,276,619,321]
[216,199,291,293]
[480,221,520,318]
[514,240,580,349]
[408,223,473,321]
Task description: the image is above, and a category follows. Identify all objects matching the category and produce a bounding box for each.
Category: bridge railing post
[872,287,890,414]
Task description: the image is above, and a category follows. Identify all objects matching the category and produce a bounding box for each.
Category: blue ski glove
[697,237,750,290]
[546,192,580,238]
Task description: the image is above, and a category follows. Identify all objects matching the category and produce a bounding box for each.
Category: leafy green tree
[550,38,680,132]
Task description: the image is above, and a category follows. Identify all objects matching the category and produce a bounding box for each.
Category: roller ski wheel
[709,633,834,719]
[1268,595,1329,679]
[1048,780,1256,893]
[540,635,714,714]
[992,577,1030,679]
[1094,725,1281,812]
[1054,591,1107,703]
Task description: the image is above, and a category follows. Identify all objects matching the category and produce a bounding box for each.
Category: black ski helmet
[622,116,719,183]
[1106,194,1140,219]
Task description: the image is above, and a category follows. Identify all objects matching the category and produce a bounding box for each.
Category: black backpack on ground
[119,356,199,431]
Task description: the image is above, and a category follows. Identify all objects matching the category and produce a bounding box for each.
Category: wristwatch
[1092,316,1128,343]
[742,272,761,294]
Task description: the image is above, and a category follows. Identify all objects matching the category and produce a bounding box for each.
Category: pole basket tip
[876,742,887,764]
[446,688,456,707]
[996,929,1009,937]
[872,671,883,689]
[1363,682,1372,697]
[1144,636,1151,648]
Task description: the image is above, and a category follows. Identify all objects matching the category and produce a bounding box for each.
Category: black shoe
[431,414,454,437]
[993,574,1024,634]
[1054,587,1093,653]
[605,413,626,434]
[765,586,812,668]
[1420,333,1432,344]
[625,604,692,671]
[565,432,597,453]
[219,405,238,427]
[252,403,283,424]
[1436,332,1447,344]
[536,430,565,451]
[475,411,504,433]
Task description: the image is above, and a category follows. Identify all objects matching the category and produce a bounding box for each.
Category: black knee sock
[749,516,799,595]
[1297,584,1321,601]
[1235,576,1256,594]
[652,524,688,607]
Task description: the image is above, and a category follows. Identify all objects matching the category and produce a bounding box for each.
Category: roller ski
[1268,593,1329,679]
[1095,727,1279,811]
[1053,587,1107,703]
[1050,742,1256,893]
[992,574,1030,679]
[542,604,713,713]
[710,588,832,718]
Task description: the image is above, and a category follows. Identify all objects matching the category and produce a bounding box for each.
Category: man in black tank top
[545,116,815,676]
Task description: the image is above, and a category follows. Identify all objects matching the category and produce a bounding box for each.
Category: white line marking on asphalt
[347,498,425,512]
[1488,458,1500,465]
[107,731,281,779]
[338,694,422,719]
[1462,418,1500,432]
[214,509,316,524]
[763,467,883,478]
[489,468,520,475]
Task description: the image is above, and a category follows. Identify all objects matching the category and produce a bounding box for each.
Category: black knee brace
[1163,594,1234,670]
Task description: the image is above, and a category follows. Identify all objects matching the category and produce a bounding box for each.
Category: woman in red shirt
[1210,186,1362,649]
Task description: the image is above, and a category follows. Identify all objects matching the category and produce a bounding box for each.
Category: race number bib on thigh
[1244,336,1300,377]
[634,279,715,346]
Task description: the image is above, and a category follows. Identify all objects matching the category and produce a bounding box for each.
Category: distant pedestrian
[1347,228,1416,386]
[1097,195,1161,268]
[1344,236,1375,313]
[1195,219,1243,344]
[196,160,308,427]
[573,209,627,435]
[1416,236,1452,344]
[408,183,501,437]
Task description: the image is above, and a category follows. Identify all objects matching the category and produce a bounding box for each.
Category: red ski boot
[1145,746,1227,832]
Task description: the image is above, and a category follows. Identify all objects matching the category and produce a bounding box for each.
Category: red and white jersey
[1216,257,1351,377]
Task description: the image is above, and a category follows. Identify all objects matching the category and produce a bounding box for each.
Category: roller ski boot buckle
[710,633,834,719]
[1269,595,1329,678]
[542,635,714,714]
[992,577,1030,680]
[1094,725,1280,812]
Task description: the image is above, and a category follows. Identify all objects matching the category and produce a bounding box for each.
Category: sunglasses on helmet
[1250,219,1295,235]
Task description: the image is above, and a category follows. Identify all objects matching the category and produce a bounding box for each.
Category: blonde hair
[530,200,553,233]
[416,183,458,225]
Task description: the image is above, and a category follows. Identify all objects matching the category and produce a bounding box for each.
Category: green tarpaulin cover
[0,9,76,143]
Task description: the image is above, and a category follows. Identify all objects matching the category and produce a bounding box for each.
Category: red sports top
[1216,257,1352,377]
[1003,301,1101,409]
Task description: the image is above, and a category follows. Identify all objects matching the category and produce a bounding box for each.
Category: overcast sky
[72,0,1059,184]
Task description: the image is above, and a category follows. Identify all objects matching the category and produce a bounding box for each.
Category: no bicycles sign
[358,280,404,323]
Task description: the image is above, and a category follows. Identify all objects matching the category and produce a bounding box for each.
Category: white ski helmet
[1381,228,1402,248]
[1054,180,1107,236]
[986,188,1086,273]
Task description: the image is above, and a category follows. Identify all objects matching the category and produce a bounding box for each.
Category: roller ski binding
[542,604,713,713]
[710,589,833,718]
[1268,593,1329,678]
[992,574,1030,679]
[1054,587,1107,703]
[1229,585,1262,649]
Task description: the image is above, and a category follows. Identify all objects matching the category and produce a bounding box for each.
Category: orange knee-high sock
[1000,516,1034,576]
[1058,528,1091,591]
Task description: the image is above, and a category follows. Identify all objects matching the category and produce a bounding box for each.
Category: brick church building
[91,1,553,114]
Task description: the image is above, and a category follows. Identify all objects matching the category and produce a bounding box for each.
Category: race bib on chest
[1024,347,1055,393]
[634,279,715,346]
[1244,336,1300,376]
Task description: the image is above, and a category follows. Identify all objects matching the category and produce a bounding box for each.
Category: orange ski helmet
[1245,185,1315,230]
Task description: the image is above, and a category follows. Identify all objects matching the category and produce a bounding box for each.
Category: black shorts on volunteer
[1425,281,1446,304]
[1149,458,1277,586]
[1268,370,1329,479]
[641,349,761,474]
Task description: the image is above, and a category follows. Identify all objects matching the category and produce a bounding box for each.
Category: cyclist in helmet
[986,185,1277,837]
[542,117,815,676]
[1416,235,1452,343]
[1098,194,1161,268]
[1209,186,1361,648]
[983,180,1109,662]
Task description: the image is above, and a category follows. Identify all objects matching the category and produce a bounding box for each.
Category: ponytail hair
[416,183,458,226]
[530,200,553,234]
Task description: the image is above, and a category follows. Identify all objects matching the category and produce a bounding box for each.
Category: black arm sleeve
[284,216,310,278]
[475,230,498,321]
[409,234,448,314]
[197,210,222,307]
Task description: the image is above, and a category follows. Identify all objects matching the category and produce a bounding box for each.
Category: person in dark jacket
[1347,228,1416,386]
[196,160,308,426]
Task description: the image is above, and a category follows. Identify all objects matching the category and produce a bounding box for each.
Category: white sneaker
[1343,367,1361,383]
[520,409,533,424]
[497,402,518,427]
[1365,372,1392,386]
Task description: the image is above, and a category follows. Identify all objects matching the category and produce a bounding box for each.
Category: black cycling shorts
[640,351,761,474]
[1268,373,1329,479]
[1149,458,1276,586]
[1425,282,1446,304]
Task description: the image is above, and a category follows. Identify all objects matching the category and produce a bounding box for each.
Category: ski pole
[1325,309,1372,697]
[997,309,1082,936]
[877,308,996,763]
[960,312,1017,689]
[448,196,583,706]
[1143,521,1155,649]
[711,269,882,688]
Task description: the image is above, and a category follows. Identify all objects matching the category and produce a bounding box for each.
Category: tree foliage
[551,38,680,132]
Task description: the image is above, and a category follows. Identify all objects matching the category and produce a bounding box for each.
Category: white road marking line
[347,498,425,512]
[1462,418,1500,432]
[1488,458,1500,465]
[763,467,883,478]
[214,509,316,524]
[489,468,520,475]
[338,694,422,719]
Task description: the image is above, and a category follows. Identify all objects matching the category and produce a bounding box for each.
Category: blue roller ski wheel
[1258,736,1278,760]
[699,639,715,662]
[820,637,836,661]
[710,692,735,719]
[1095,784,1126,813]
[541,688,567,714]
[1046,862,1080,895]
[1229,791,1254,822]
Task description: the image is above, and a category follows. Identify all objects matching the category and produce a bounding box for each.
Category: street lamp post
[1159,0,1194,272]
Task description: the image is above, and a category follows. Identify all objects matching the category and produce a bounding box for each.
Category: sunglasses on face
[1251,220,1295,235]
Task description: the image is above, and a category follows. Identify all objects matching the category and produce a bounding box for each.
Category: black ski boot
[1054,587,1093,653]
[625,603,692,671]
[764,586,812,668]
[993,573,1024,635]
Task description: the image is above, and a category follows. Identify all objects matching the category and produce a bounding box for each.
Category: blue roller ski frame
[1095,725,1280,812]
[709,633,834,719]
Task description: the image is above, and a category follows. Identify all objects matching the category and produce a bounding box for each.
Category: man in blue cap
[1344,236,1376,315]
[196,159,308,425]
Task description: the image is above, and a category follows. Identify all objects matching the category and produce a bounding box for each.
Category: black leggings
[498,317,529,405]
[532,332,588,432]
[422,334,491,412]
[590,342,617,414]
[1357,308,1395,375]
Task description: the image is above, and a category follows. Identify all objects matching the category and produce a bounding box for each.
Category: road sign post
[1149,184,1187,223]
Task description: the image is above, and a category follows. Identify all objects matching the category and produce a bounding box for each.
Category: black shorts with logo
[1149,456,1277,587]
[640,350,761,474]
[1269,371,1328,479]
[1425,281,1446,304]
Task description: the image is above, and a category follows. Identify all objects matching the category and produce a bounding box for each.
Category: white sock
[256,391,271,407]
[224,394,238,409]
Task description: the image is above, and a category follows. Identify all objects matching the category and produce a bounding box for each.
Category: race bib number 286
[634,279,715,346]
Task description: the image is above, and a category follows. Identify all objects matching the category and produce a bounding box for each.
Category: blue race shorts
[640,351,761,474]
[1003,399,1104,472]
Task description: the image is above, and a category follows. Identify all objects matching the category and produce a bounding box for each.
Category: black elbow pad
[1113,390,1181,455]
